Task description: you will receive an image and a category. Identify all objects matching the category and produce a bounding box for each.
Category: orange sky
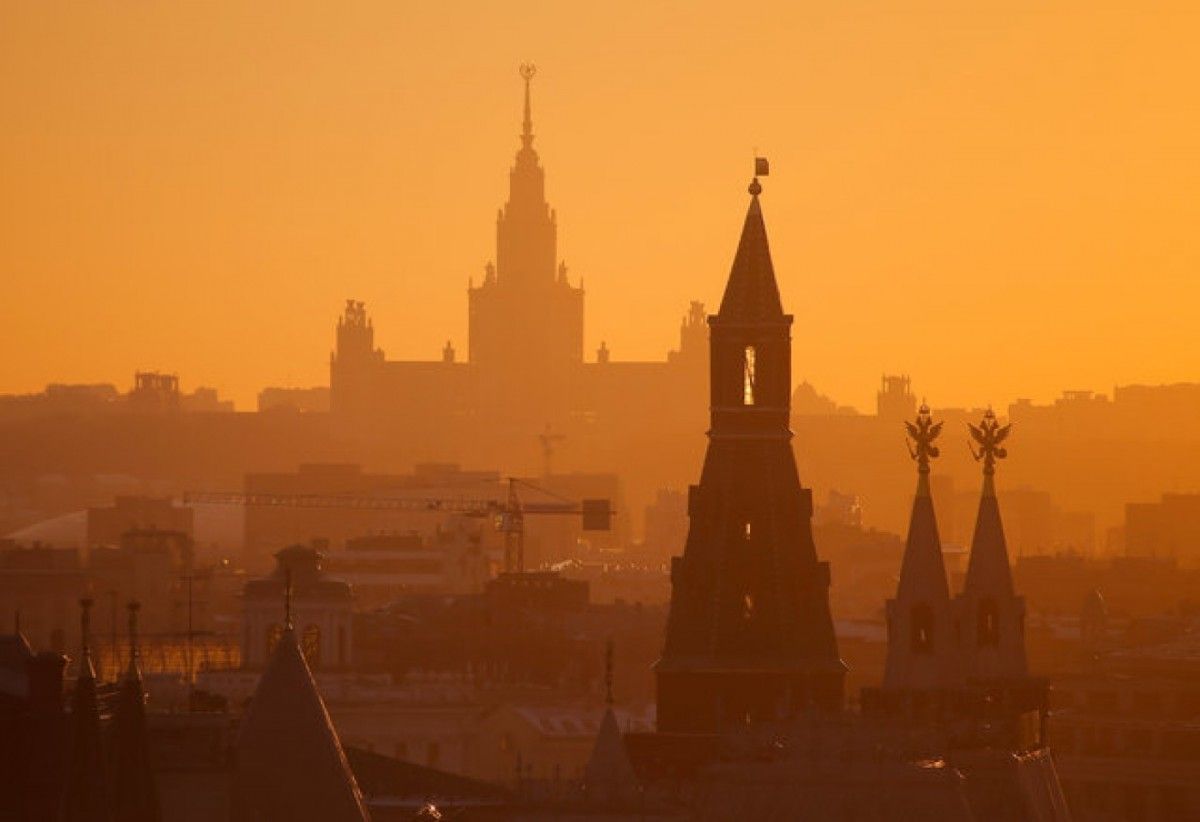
[2,2,1198,411]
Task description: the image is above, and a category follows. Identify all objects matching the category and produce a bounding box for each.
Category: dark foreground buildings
[4,170,1085,821]
[630,172,1071,821]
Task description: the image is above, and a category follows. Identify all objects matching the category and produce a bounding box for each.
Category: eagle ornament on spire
[905,402,942,475]
[968,408,1011,476]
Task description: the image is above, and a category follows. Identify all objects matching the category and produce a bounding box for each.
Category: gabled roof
[716,193,785,323]
[232,626,370,822]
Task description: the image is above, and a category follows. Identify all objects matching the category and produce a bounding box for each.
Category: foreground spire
[112,601,161,822]
[716,172,785,322]
[656,163,844,732]
[884,404,959,690]
[583,640,639,806]
[231,579,369,821]
[61,598,111,821]
[957,409,1027,680]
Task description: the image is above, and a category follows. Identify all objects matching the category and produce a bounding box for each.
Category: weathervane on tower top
[969,407,1011,476]
[749,156,769,196]
[519,63,536,81]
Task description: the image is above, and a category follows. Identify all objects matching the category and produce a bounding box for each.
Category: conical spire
[112,601,161,822]
[964,408,1015,598]
[231,587,369,821]
[956,408,1027,680]
[60,598,112,822]
[715,175,785,322]
[883,405,959,690]
[583,641,638,806]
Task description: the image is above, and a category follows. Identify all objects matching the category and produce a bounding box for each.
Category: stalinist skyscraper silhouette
[655,167,845,734]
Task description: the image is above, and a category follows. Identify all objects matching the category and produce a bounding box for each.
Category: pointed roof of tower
[112,601,161,822]
[583,707,639,805]
[716,177,785,322]
[894,405,952,607]
[231,624,370,822]
[964,409,1016,598]
[60,598,112,822]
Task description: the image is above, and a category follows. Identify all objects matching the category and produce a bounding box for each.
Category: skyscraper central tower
[467,65,584,422]
[655,173,845,734]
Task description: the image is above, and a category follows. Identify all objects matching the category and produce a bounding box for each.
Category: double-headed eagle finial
[905,402,941,475]
[519,63,537,82]
[969,407,1011,476]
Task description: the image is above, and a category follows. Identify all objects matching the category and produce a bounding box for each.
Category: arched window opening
[743,346,757,406]
[742,593,755,622]
[977,599,1000,647]
[302,624,322,668]
[911,604,934,653]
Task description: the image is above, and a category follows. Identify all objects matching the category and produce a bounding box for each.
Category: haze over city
[4,2,1200,410]
[4,4,1200,821]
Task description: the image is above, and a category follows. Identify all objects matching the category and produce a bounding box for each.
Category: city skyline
[4,3,1200,411]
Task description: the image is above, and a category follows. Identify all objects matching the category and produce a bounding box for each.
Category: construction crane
[182,477,612,573]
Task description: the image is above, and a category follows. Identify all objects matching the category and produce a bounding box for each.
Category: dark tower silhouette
[61,598,112,821]
[883,405,960,690]
[956,408,1028,680]
[112,601,161,822]
[655,169,845,734]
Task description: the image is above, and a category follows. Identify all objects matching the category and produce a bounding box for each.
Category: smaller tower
[60,598,111,822]
[112,601,161,822]
[955,409,1028,680]
[883,404,960,691]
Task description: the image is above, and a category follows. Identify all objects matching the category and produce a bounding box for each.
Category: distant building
[327,69,708,517]
[87,495,193,550]
[877,374,917,422]
[257,385,331,414]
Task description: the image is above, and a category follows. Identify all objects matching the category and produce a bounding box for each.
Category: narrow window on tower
[743,346,757,405]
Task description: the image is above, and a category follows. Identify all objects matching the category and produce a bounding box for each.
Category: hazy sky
[3,2,1198,411]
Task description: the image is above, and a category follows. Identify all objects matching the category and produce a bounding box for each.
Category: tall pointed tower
[956,409,1028,680]
[655,170,844,735]
[883,405,960,691]
[60,598,112,822]
[467,65,585,421]
[112,601,161,822]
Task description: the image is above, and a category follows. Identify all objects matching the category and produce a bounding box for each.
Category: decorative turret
[112,601,161,821]
[60,598,111,822]
[656,162,844,734]
[955,409,1028,680]
[883,404,960,691]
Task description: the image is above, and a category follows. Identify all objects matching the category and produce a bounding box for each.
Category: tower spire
[519,63,536,149]
[957,408,1027,679]
[883,405,958,690]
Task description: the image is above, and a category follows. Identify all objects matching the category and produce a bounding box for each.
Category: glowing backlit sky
[3,2,1198,411]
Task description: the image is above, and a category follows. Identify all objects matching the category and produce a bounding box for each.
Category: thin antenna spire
[519,63,537,149]
[127,600,141,662]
